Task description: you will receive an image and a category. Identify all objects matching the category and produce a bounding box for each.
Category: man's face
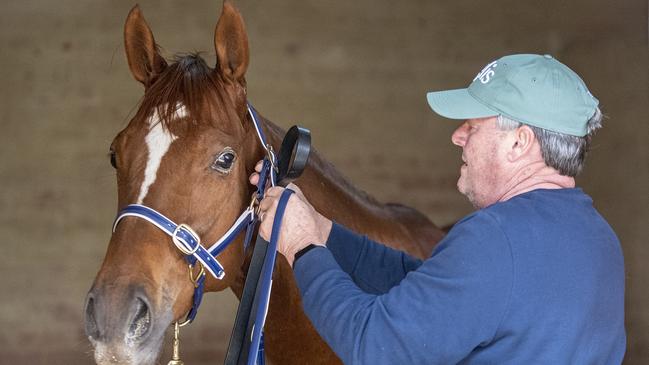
[451,116,510,208]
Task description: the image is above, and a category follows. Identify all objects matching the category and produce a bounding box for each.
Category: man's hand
[249,161,332,266]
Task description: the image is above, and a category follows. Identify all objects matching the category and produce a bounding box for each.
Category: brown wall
[0,0,646,363]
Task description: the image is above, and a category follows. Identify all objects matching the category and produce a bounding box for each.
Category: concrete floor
[0,0,647,363]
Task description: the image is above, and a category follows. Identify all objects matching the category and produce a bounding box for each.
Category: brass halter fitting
[188,263,205,288]
[167,322,185,365]
[172,223,201,256]
[265,144,276,168]
[249,193,261,216]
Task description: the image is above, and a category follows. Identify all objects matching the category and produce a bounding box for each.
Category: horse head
[84,2,261,364]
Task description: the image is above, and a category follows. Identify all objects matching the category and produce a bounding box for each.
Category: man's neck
[497,161,575,203]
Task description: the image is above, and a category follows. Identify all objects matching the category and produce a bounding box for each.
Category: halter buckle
[172,223,201,255]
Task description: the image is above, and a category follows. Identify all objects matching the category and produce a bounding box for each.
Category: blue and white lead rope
[247,188,294,365]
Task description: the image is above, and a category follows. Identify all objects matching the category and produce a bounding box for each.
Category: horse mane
[134,52,239,134]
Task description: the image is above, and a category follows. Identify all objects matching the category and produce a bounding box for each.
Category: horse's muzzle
[84,284,167,364]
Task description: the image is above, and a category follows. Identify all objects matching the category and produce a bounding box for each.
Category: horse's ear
[124,5,167,87]
[214,1,249,82]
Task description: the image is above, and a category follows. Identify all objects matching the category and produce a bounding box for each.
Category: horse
[84,2,445,364]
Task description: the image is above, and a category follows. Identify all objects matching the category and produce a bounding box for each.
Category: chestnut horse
[84,2,444,364]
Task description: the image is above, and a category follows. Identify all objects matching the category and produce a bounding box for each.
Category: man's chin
[457,183,482,209]
[456,178,468,197]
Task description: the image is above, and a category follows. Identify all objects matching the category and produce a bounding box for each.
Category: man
[251,54,626,364]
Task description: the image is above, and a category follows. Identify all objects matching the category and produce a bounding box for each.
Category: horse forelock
[133,52,243,137]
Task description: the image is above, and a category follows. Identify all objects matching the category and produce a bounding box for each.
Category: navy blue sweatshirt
[293,188,625,364]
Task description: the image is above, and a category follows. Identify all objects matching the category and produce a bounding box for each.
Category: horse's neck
[261,117,441,252]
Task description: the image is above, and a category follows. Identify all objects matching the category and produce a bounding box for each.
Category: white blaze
[136,106,187,204]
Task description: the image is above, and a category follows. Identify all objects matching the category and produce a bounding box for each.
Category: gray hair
[496,109,603,177]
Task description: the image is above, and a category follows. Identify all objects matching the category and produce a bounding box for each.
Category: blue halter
[111,102,282,356]
[112,103,300,365]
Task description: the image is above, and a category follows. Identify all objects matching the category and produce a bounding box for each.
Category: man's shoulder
[482,187,592,222]
[444,207,510,250]
[474,188,618,248]
[450,188,606,242]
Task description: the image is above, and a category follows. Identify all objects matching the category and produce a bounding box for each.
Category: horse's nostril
[127,297,151,342]
[85,296,100,340]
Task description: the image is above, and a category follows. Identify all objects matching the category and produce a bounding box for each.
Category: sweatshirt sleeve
[293,211,513,364]
[325,222,423,294]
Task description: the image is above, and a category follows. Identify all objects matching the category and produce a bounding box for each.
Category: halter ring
[249,193,260,214]
[188,263,205,288]
[178,318,192,327]
[173,223,201,255]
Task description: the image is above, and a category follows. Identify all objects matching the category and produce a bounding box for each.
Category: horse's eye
[212,148,236,173]
[109,149,117,169]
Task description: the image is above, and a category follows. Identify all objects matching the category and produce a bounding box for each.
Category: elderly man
[251,54,626,364]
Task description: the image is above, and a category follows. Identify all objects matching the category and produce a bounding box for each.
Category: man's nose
[451,122,468,147]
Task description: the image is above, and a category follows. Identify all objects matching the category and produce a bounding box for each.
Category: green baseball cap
[426,54,599,136]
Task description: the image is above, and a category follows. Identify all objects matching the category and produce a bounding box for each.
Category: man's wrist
[294,244,319,264]
[289,241,326,267]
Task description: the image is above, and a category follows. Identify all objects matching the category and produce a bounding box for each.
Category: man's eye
[109,149,117,169]
[212,148,236,173]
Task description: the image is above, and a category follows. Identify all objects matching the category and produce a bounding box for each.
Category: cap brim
[426,88,498,120]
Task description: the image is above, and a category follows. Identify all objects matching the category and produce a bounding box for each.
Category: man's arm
[324,222,423,294]
[293,211,513,364]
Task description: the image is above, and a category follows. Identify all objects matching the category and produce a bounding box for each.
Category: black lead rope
[224,125,311,365]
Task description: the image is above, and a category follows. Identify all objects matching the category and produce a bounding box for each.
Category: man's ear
[508,125,536,162]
